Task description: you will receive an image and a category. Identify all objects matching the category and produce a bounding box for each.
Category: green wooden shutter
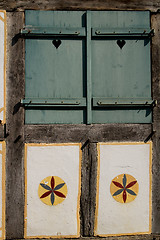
[22,10,153,124]
[24,11,87,124]
[91,11,152,123]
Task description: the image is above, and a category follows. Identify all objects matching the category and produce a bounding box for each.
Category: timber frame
[0,0,159,239]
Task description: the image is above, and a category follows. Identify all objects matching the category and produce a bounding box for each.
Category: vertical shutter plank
[25,11,86,124]
[25,10,85,28]
[25,109,85,124]
[86,11,92,124]
[24,10,152,124]
[91,11,151,123]
[25,39,85,99]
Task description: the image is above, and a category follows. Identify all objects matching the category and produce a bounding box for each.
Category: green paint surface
[24,10,152,124]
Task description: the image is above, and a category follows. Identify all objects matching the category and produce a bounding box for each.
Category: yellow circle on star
[38,176,67,206]
[110,174,139,203]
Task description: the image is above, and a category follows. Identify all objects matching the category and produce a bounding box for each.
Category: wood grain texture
[24,124,152,143]
[80,140,90,236]
[24,123,153,237]
[0,0,160,12]
[0,125,4,140]
[6,12,25,239]
[89,143,97,236]
[80,142,98,236]
[3,7,160,240]
[151,13,160,234]
[14,234,153,240]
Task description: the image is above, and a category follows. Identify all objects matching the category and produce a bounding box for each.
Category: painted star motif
[40,176,66,205]
[112,174,137,203]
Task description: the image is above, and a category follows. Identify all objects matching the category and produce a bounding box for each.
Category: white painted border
[95,142,152,236]
[24,143,82,239]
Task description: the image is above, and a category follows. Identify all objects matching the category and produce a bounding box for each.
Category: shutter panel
[91,11,152,123]
[25,11,86,124]
[23,10,152,124]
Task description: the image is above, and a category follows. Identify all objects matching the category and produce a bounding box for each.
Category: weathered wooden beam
[80,141,90,236]
[6,12,25,239]
[151,13,160,234]
[14,234,154,240]
[24,124,152,143]
[4,8,160,240]
[89,143,97,236]
[0,0,160,12]
[0,125,5,140]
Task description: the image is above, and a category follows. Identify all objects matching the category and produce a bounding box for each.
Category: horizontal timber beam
[0,0,160,12]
